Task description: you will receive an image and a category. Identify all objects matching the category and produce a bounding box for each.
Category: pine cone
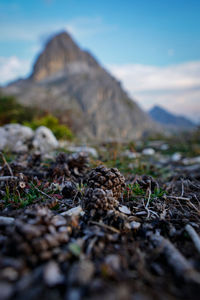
[87,165,125,199]
[50,152,89,180]
[6,206,70,265]
[136,175,158,192]
[82,188,119,218]
[67,152,89,177]
[62,180,77,198]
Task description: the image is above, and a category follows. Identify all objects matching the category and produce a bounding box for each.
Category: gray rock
[67,146,98,158]
[0,124,34,153]
[0,128,7,150]
[171,152,181,162]
[32,126,59,153]
[68,260,95,285]
[142,148,155,156]
[118,205,131,215]
[60,206,83,217]
[43,261,64,287]
[0,282,13,300]
[121,150,140,159]
[0,216,15,226]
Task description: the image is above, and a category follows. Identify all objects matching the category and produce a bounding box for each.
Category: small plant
[123,183,166,203]
[24,114,74,140]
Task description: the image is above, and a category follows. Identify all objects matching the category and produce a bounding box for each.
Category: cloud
[108,61,200,122]
[0,56,30,84]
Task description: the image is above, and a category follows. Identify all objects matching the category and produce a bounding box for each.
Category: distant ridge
[3,31,157,140]
[149,105,196,131]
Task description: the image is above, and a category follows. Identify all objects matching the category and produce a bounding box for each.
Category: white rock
[61,206,83,217]
[0,128,7,150]
[121,150,140,159]
[0,124,34,153]
[0,216,15,226]
[171,152,181,162]
[142,148,155,156]
[160,144,169,151]
[130,221,141,230]
[119,205,131,215]
[67,146,98,158]
[43,261,63,287]
[182,156,200,165]
[32,126,59,153]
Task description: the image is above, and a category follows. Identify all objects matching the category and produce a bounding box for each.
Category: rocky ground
[0,136,200,300]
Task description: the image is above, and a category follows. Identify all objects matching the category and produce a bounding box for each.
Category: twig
[168,195,200,214]
[90,221,120,234]
[0,176,18,181]
[150,233,200,284]
[168,195,190,201]
[145,188,151,209]
[185,224,200,254]
[31,183,56,201]
[0,152,13,176]
[181,180,184,197]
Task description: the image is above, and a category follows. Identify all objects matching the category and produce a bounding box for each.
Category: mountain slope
[149,105,196,130]
[3,31,156,140]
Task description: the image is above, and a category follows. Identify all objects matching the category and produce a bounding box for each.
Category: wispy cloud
[108,61,200,122]
[0,56,30,84]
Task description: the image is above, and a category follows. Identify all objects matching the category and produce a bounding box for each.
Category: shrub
[0,94,35,125]
[24,114,74,140]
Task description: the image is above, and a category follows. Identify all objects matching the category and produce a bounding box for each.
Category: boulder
[0,124,59,153]
[0,124,34,153]
[32,126,59,153]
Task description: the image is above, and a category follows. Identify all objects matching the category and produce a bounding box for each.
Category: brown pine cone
[136,175,158,192]
[67,152,89,177]
[87,165,125,199]
[6,206,70,264]
[50,152,89,180]
[82,188,119,218]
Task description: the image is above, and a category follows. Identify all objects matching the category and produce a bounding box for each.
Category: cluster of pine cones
[5,206,71,265]
[82,165,125,218]
[50,151,89,180]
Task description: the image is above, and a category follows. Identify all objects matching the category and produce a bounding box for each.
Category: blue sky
[0,0,200,121]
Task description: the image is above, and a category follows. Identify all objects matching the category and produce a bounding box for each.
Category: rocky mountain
[3,31,156,140]
[149,105,196,131]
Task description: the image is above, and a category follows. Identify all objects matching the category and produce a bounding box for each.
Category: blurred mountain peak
[149,105,196,131]
[3,30,157,140]
[30,31,99,81]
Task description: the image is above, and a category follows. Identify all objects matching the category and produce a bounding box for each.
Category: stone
[0,128,7,150]
[118,205,131,215]
[0,216,15,226]
[171,152,181,162]
[68,260,95,285]
[121,150,140,159]
[130,221,141,230]
[67,146,98,158]
[0,124,34,153]
[142,148,155,156]
[61,206,83,217]
[32,126,59,153]
[160,144,169,151]
[43,261,64,287]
